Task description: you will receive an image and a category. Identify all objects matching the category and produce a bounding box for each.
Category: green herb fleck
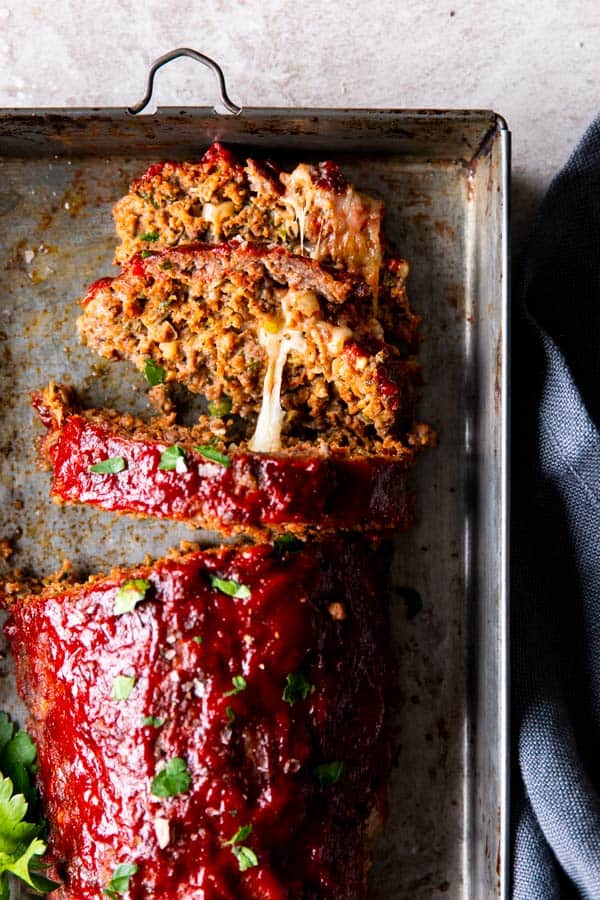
[233,846,259,872]
[207,396,232,417]
[143,358,165,386]
[224,823,252,846]
[113,675,135,702]
[103,862,139,897]
[225,706,236,726]
[282,671,312,706]
[140,230,159,242]
[395,586,423,620]
[0,714,59,896]
[192,636,203,645]
[89,456,126,475]
[140,249,153,259]
[224,675,247,697]
[315,761,344,786]
[278,226,288,240]
[151,757,191,798]
[114,578,151,615]
[194,444,231,467]
[273,534,303,556]
[158,444,188,473]
[141,716,166,728]
[223,823,258,871]
[159,260,172,270]
[209,575,250,599]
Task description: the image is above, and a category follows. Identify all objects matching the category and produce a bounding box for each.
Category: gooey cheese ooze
[249,290,352,453]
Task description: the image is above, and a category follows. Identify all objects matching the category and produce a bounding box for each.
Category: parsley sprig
[0,713,59,897]
[223,824,259,872]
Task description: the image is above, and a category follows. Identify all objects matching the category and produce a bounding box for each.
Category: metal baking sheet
[0,105,509,899]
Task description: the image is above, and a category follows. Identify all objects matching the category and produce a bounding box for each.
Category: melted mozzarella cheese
[249,290,352,453]
[202,200,235,236]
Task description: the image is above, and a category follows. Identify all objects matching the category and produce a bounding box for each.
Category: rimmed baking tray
[0,54,509,899]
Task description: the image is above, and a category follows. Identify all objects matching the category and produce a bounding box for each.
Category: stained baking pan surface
[0,54,508,900]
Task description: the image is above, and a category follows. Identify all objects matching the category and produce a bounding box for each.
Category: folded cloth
[513,117,600,899]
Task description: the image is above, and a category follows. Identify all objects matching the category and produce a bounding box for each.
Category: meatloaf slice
[33,384,416,537]
[113,144,385,301]
[3,539,391,899]
[77,242,419,450]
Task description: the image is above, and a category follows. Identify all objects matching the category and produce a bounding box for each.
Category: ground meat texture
[112,144,419,348]
[3,540,391,900]
[113,145,379,291]
[77,242,416,447]
[32,384,415,538]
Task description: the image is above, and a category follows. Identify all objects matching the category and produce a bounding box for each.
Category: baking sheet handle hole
[128,48,243,117]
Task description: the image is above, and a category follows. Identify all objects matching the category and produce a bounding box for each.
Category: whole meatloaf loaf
[77,241,419,451]
[3,538,391,899]
[33,383,416,537]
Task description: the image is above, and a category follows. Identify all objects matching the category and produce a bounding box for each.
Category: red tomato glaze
[5,540,390,899]
[37,412,414,535]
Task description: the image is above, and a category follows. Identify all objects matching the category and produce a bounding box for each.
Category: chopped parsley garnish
[140,249,153,259]
[114,578,151,615]
[209,575,250,599]
[0,713,59,896]
[224,823,252,846]
[141,716,166,728]
[151,757,191,798]
[224,675,247,697]
[315,761,344,786]
[89,456,126,475]
[282,671,312,706]
[207,396,232,417]
[113,675,136,702]
[194,444,231,467]
[159,260,172,270]
[224,824,258,872]
[273,534,303,556]
[225,706,236,726]
[143,358,165,386]
[394,586,423,619]
[234,846,259,872]
[192,636,203,645]
[158,444,188,473]
[103,862,138,897]
[140,230,159,242]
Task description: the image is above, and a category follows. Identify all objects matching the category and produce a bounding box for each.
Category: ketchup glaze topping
[5,540,390,899]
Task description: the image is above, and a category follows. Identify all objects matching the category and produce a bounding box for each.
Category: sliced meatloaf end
[113,143,385,299]
[32,384,416,537]
[3,538,391,899]
[77,242,419,450]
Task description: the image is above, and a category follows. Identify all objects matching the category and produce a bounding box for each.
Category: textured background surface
[0,0,598,248]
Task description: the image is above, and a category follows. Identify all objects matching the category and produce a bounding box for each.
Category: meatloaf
[77,241,420,453]
[114,144,389,302]
[3,539,391,899]
[33,383,416,537]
